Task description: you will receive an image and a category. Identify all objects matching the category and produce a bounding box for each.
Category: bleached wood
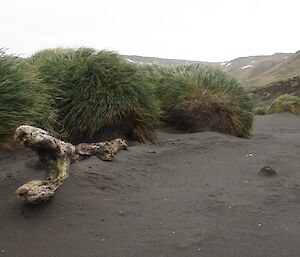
[14,125,127,204]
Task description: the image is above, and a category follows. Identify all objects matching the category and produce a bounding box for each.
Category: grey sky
[1,0,299,62]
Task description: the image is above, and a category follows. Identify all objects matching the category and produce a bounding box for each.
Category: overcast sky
[1,0,299,62]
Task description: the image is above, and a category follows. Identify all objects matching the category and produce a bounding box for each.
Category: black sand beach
[1,113,300,257]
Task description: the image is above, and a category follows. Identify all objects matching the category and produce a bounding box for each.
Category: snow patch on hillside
[220,62,231,67]
[242,65,254,70]
[126,59,144,64]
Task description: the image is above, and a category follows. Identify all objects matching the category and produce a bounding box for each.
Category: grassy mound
[0,49,55,145]
[267,94,300,114]
[31,48,159,143]
[254,107,266,115]
[152,64,253,138]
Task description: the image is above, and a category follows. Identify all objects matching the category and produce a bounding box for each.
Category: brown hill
[122,55,207,66]
[217,51,300,87]
[251,76,300,107]
[122,50,300,87]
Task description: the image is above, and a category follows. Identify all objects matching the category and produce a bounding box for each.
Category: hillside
[217,51,300,87]
[251,76,300,108]
[122,55,210,66]
[123,50,300,87]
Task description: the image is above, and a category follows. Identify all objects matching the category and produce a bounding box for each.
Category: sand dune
[1,113,300,257]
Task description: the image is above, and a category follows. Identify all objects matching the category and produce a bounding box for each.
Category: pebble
[260,166,277,176]
[118,211,125,216]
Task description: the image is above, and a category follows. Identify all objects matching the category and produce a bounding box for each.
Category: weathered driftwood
[14,125,127,204]
[75,139,127,161]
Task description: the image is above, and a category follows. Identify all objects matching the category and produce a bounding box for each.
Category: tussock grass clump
[267,94,300,114]
[32,48,159,143]
[0,49,55,144]
[254,107,266,115]
[152,64,254,138]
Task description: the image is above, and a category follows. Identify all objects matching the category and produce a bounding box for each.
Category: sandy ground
[1,113,300,257]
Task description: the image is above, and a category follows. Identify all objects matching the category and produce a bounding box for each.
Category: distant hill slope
[122,50,300,87]
[251,76,300,108]
[122,55,207,66]
[217,51,300,87]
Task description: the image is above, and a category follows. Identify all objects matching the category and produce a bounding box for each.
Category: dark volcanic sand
[1,113,300,257]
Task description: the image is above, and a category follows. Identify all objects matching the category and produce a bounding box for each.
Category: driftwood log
[14,125,127,204]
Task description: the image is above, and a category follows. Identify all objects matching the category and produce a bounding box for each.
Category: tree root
[14,125,127,204]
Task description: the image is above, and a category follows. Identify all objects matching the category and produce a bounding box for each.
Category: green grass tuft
[254,107,266,115]
[267,94,300,114]
[150,64,254,138]
[31,48,159,143]
[0,49,56,145]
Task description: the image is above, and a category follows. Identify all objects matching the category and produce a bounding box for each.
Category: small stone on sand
[118,211,125,216]
[260,166,277,176]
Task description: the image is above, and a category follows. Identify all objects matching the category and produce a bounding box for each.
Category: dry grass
[267,94,300,114]
[151,64,254,138]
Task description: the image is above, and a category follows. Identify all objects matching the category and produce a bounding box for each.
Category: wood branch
[75,139,127,161]
[14,125,127,204]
